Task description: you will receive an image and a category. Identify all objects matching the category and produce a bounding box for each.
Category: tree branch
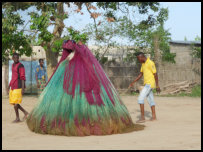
[99,34,113,61]
[85,3,98,37]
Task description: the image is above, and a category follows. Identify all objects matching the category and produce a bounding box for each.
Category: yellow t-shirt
[140,58,157,88]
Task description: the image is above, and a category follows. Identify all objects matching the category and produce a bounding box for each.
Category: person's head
[135,52,147,63]
[12,53,19,63]
[39,59,44,66]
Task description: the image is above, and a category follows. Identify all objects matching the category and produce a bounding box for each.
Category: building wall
[158,43,201,88]
[102,62,142,92]
[2,43,201,96]
[102,43,201,92]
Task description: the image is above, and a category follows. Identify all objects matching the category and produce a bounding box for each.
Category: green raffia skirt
[27,60,143,136]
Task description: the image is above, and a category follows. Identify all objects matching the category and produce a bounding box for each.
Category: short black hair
[39,59,44,63]
[12,52,19,57]
[135,52,145,57]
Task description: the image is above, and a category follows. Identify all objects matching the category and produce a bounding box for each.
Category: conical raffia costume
[26,40,138,136]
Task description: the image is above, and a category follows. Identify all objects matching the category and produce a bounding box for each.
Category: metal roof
[169,40,201,45]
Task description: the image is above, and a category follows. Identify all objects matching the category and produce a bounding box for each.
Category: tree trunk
[153,34,161,73]
[2,61,9,96]
[45,46,59,79]
[45,2,65,79]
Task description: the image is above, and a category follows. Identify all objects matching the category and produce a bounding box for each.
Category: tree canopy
[2,2,177,72]
[2,4,32,63]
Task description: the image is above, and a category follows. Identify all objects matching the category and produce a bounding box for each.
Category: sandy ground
[2,95,201,150]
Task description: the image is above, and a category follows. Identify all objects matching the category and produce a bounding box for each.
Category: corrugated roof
[169,40,201,45]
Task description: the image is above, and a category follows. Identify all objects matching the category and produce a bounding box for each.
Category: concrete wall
[2,43,201,96]
[102,43,201,92]
[102,62,142,92]
[158,43,201,88]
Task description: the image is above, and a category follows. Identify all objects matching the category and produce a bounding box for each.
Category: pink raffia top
[46,40,116,106]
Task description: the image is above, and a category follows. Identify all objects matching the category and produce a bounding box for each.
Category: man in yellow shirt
[129,52,161,123]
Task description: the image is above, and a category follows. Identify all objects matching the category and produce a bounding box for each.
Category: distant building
[2,41,201,96]
[89,45,151,62]
[157,40,201,89]
[169,40,201,46]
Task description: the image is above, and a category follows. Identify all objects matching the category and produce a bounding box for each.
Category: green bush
[190,85,201,97]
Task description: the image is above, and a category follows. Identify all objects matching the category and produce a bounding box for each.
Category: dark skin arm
[154,73,161,93]
[21,80,25,95]
[128,72,143,89]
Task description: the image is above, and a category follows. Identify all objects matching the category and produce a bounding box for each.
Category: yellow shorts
[9,89,22,105]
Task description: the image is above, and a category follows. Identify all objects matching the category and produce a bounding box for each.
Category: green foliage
[29,12,49,30]
[97,2,160,13]
[126,2,160,14]
[2,2,35,11]
[86,3,173,63]
[29,12,53,44]
[194,35,201,41]
[191,36,201,59]
[190,85,201,97]
[52,36,70,53]
[162,52,176,63]
[2,5,32,64]
[100,57,108,64]
[120,8,176,63]
[97,2,118,10]
[124,24,176,63]
[154,26,176,63]
[130,91,138,96]
[157,8,168,26]
[52,39,65,53]
[191,45,201,59]
[29,10,68,54]
[2,2,175,65]
[67,28,89,44]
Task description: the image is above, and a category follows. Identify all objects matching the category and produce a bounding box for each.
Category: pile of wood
[161,81,197,95]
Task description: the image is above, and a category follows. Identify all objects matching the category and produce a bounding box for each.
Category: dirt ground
[2,95,201,150]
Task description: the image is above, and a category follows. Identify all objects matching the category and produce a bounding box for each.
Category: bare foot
[136,119,145,123]
[12,119,21,123]
[23,112,29,121]
[148,117,157,121]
